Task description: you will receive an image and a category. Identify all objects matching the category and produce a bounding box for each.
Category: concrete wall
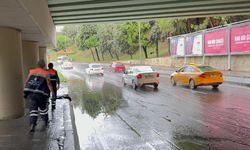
[18,0,56,49]
[120,55,250,71]
[231,55,250,71]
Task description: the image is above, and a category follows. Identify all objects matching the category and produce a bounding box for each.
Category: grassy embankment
[49,41,169,63]
[57,71,67,82]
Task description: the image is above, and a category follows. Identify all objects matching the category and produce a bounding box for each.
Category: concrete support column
[22,41,39,83]
[0,27,24,120]
[39,47,47,68]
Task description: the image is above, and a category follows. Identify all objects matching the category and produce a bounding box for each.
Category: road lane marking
[145,142,157,150]
[222,84,250,89]
[97,134,110,150]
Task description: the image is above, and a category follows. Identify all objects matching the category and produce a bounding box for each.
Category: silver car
[85,63,104,76]
[122,66,160,90]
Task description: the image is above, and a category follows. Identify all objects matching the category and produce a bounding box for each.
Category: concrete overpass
[1,0,250,120]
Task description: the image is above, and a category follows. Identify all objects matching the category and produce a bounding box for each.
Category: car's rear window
[92,65,101,68]
[137,67,155,72]
[116,63,124,66]
[197,66,215,71]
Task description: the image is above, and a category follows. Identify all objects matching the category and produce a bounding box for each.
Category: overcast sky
[56,25,64,32]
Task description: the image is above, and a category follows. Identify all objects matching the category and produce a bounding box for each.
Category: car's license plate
[209,75,217,77]
[145,75,153,78]
[119,69,123,70]
[95,69,100,71]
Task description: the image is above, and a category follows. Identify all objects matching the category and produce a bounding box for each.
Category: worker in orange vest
[45,63,60,109]
[23,60,55,132]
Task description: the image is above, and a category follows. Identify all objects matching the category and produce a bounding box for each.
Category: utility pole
[139,21,142,65]
[65,31,68,56]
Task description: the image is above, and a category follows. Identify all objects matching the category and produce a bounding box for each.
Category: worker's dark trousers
[29,93,48,125]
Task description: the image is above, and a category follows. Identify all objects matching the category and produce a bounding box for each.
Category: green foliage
[191,18,210,31]
[85,35,99,48]
[57,71,67,82]
[55,35,71,52]
[97,23,121,59]
[78,24,98,51]
[74,34,80,48]
[60,25,79,39]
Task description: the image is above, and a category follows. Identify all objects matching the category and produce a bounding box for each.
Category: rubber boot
[51,101,56,109]
[30,124,35,132]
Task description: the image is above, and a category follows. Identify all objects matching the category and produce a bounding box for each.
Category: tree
[97,23,121,60]
[78,24,98,51]
[74,34,80,48]
[60,25,79,40]
[149,21,167,57]
[85,35,100,61]
[84,39,96,61]
[123,21,155,59]
[97,23,114,59]
[54,35,71,54]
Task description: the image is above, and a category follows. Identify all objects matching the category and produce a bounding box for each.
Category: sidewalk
[0,82,80,150]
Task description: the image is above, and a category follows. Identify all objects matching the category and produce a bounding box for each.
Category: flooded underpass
[55,63,250,150]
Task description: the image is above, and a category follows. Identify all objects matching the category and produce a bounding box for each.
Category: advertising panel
[204,29,227,54]
[186,36,194,55]
[176,38,184,56]
[231,24,250,53]
[186,34,202,55]
[171,38,178,55]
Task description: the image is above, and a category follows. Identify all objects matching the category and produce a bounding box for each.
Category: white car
[57,56,68,64]
[85,64,104,76]
[122,66,160,90]
[61,60,73,69]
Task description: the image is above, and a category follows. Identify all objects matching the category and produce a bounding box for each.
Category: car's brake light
[102,68,104,70]
[156,73,159,77]
[198,74,205,78]
[90,69,93,70]
[137,74,142,78]
[220,73,223,77]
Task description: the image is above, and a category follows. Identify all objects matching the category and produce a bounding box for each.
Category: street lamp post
[65,31,68,56]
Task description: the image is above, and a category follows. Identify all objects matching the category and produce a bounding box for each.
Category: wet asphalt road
[55,62,250,150]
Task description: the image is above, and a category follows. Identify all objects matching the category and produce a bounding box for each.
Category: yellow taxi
[170,64,223,89]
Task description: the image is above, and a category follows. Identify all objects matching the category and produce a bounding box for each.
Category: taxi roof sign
[190,63,195,65]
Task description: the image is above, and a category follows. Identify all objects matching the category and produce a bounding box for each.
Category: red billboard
[204,29,227,54]
[231,24,250,53]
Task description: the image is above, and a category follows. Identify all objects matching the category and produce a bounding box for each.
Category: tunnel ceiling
[47,0,250,25]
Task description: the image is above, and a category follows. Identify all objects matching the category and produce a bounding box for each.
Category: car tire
[122,78,126,86]
[132,81,137,90]
[154,84,158,89]
[171,77,176,86]
[101,73,104,76]
[189,79,197,90]
[89,72,91,76]
[212,85,219,88]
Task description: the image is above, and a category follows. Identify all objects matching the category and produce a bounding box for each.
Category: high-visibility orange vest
[23,68,50,97]
[45,69,58,82]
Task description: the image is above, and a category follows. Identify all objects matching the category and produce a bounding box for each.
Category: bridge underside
[47,0,250,25]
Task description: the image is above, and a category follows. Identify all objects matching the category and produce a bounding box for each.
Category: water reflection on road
[56,63,250,150]
[59,67,126,149]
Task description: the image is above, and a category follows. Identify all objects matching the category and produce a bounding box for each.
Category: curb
[64,101,80,150]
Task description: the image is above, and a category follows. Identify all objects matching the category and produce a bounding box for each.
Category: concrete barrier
[119,55,250,71]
